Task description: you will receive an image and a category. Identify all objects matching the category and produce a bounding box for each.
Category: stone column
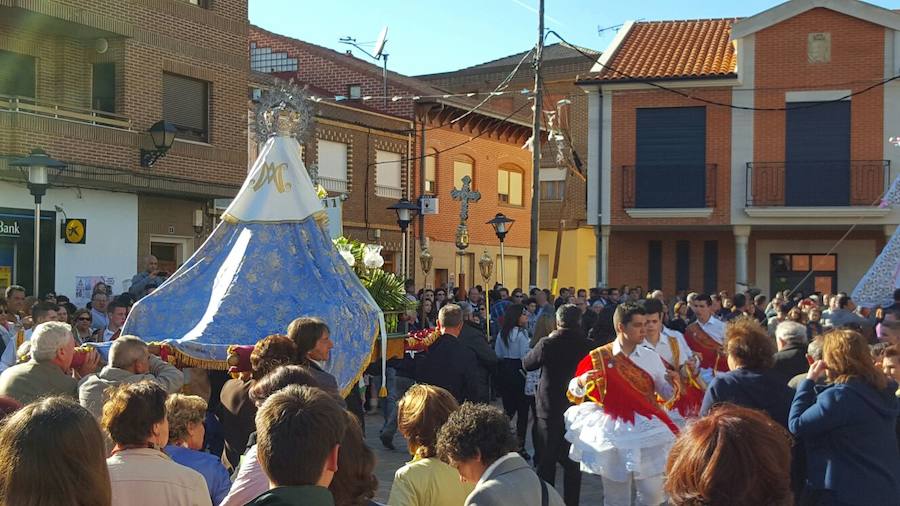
[600,225,611,287]
[734,225,751,293]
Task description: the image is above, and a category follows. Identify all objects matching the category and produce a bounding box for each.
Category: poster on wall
[74,276,117,307]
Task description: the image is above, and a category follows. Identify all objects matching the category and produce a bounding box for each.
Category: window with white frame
[498,166,524,206]
[424,150,437,194]
[317,140,348,193]
[376,150,403,198]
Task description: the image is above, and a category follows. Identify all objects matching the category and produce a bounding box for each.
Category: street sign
[64,219,86,244]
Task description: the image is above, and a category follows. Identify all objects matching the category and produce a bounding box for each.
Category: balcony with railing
[745,161,890,217]
[622,164,717,218]
[0,94,131,130]
[318,175,348,194]
[375,185,403,199]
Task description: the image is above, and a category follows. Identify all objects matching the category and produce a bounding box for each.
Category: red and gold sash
[660,336,704,418]
[570,344,679,434]
[684,322,729,373]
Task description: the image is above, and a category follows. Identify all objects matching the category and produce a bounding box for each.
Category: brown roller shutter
[163,73,208,142]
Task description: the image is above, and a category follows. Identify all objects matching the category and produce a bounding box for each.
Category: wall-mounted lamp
[140,120,177,168]
[54,205,68,239]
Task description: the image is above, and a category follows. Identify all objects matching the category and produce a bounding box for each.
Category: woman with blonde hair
[387,384,473,506]
[164,394,231,505]
[0,397,111,506]
[789,329,900,505]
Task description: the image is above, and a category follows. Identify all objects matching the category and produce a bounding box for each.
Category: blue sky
[249,1,898,76]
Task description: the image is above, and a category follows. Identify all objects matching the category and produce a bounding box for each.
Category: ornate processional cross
[451,175,480,223]
[451,175,480,252]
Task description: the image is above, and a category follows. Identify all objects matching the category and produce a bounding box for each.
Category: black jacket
[457,321,498,403]
[523,327,594,420]
[416,333,480,404]
[772,343,809,382]
[700,368,795,427]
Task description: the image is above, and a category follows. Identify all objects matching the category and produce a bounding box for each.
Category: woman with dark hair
[418,299,437,330]
[666,404,793,506]
[388,384,472,506]
[700,318,795,427]
[288,316,364,428]
[330,410,381,506]
[103,381,210,506]
[0,397,111,506]
[789,330,900,505]
[220,365,323,506]
[436,402,564,506]
[434,289,447,310]
[494,303,532,456]
[288,317,341,397]
[72,308,96,344]
[220,334,296,468]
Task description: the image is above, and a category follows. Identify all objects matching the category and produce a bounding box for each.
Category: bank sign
[0,220,21,238]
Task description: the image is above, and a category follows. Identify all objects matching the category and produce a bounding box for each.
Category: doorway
[149,235,195,277]
[770,253,837,296]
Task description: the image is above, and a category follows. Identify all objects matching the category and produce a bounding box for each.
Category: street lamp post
[478,250,493,336]
[388,198,419,280]
[487,213,515,287]
[10,149,66,297]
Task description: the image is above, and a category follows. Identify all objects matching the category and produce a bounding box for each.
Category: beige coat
[107,448,211,506]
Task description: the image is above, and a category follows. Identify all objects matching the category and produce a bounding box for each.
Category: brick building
[419,43,600,291]
[580,0,900,297]
[249,26,533,290]
[0,0,248,302]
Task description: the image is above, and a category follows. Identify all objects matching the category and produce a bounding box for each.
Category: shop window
[0,50,35,98]
[163,73,209,142]
[498,166,524,206]
[92,63,116,113]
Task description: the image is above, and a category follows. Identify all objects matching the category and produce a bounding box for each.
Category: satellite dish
[373,26,388,58]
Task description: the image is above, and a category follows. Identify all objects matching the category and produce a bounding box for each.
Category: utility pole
[528,0,544,289]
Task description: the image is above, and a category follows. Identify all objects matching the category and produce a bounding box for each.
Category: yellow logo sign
[64,219,86,244]
[251,162,293,193]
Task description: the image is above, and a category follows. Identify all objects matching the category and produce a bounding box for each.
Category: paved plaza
[361,404,606,505]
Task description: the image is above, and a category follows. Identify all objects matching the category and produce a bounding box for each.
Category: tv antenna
[340,26,389,107]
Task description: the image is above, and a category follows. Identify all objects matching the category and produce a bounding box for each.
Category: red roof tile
[591,18,738,82]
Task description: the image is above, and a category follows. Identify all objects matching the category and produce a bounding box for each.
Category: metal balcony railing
[0,94,131,130]
[745,160,890,207]
[622,164,717,209]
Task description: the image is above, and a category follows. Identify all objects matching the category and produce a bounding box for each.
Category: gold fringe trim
[339,319,380,399]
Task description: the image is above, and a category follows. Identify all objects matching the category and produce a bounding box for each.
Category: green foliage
[333,236,415,313]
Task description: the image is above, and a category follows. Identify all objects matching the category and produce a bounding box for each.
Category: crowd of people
[0,260,897,505]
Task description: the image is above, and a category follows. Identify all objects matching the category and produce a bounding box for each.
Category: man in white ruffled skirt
[564,302,680,506]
